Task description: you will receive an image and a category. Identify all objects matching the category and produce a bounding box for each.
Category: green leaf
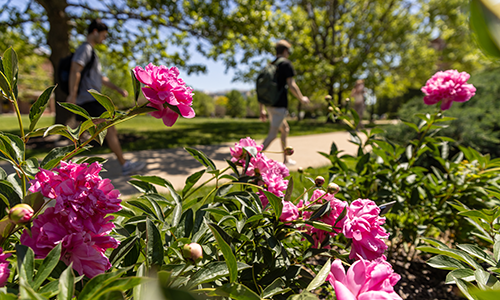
[309,202,330,221]
[133,263,146,300]
[284,176,294,203]
[19,280,49,300]
[453,276,479,300]
[2,47,18,87]
[0,69,11,98]
[29,86,56,132]
[0,133,24,162]
[131,69,141,105]
[469,289,500,300]
[182,169,206,197]
[470,0,500,59]
[17,244,35,293]
[287,291,319,300]
[57,263,75,300]
[188,261,251,287]
[58,102,92,120]
[457,244,497,266]
[210,283,262,300]
[184,147,216,171]
[109,236,138,267]
[33,244,62,290]
[41,145,89,170]
[427,255,469,270]
[88,89,116,118]
[78,267,133,300]
[306,259,331,291]
[208,223,238,283]
[0,180,21,206]
[89,277,143,299]
[261,278,290,299]
[263,191,283,220]
[146,218,164,267]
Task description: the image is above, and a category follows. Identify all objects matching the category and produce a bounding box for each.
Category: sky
[179,52,255,93]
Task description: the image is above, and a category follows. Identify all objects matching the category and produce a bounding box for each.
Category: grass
[0,114,351,157]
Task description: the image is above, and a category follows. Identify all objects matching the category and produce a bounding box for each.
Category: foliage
[191,91,215,117]
[225,90,246,118]
[324,100,500,257]
[384,67,500,158]
[419,204,500,300]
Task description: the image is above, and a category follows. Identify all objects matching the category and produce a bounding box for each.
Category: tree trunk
[35,0,74,126]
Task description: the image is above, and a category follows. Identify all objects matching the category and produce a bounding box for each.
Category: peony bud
[298,167,304,173]
[327,183,340,195]
[345,98,350,102]
[9,204,34,224]
[182,243,203,263]
[315,176,325,187]
[328,106,334,112]
[284,146,294,156]
[325,95,332,101]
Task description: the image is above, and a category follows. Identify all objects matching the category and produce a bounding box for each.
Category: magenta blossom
[343,199,389,260]
[21,161,121,278]
[327,258,402,300]
[280,201,299,224]
[230,137,264,165]
[299,190,347,248]
[421,70,476,110]
[133,63,195,126]
[0,248,11,287]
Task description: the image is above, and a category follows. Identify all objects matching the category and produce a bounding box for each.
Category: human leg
[105,126,126,165]
[262,107,288,151]
[279,119,291,163]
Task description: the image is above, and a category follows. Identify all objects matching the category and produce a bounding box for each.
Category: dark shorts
[76,101,106,122]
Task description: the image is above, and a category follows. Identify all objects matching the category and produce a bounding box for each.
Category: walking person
[260,40,310,165]
[66,19,145,175]
[350,79,366,129]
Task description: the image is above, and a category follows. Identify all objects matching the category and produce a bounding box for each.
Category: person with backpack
[257,40,309,166]
[66,19,146,176]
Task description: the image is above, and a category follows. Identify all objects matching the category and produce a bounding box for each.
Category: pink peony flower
[0,248,11,287]
[22,161,121,278]
[133,63,195,126]
[327,258,402,300]
[421,70,476,110]
[230,137,264,165]
[280,201,299,224]
[343,199,389,260]
[299,190,347,248]
[9,204,34,224]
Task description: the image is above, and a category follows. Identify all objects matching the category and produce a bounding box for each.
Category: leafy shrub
[385,67,500,158]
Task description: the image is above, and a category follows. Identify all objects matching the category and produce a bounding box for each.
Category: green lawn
[0,114,351,157]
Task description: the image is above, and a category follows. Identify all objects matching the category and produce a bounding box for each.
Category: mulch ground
[390,256,462,300]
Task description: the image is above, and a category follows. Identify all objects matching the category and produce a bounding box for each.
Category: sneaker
[285,159,296,166]
[122,160,146,176]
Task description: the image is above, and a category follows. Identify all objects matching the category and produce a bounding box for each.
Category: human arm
[66,61,84,104]
[286,77,309,104]
[260,103,267,122]
[102,76,128,97]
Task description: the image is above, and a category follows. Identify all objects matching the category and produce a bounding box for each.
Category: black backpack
[58,47,96,95]
[256,57,285,106]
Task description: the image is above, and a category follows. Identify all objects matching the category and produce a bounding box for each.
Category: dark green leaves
[2,47,18,89]
[58,102,91,120]
[208,223,237,283]
[57,263,75,300]
[131,69,141,104]
[305,259,331,291]
[185,147,216,171]
[263,191,283,220]
[146,218,164,267]
[29,86,56,132]
[33,244,62,290]
[89,89,116,118]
